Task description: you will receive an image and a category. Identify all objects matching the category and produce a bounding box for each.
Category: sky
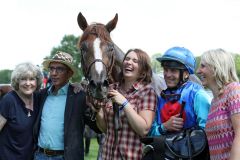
[1,0,240,70]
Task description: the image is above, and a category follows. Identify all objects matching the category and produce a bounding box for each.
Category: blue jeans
[34,151,64,160]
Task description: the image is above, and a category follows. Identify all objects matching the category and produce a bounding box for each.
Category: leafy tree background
[45,35,83,82]
[0,70,12,84]
[1,34,240,84]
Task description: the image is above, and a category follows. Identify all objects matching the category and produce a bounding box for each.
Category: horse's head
[77,12,123,99]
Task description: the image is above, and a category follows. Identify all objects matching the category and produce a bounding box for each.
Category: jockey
[149,46,211,135]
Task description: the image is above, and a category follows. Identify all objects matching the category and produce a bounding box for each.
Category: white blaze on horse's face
[93,38,104,75]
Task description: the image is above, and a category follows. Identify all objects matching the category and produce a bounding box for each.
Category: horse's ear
[77,12,88,31]
[105,13,118,33]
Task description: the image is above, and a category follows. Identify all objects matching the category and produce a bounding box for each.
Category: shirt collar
[48,83,69,95]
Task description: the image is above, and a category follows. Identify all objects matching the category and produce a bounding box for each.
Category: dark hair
[121,48,152,84]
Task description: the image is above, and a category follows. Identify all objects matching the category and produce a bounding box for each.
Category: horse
[0,84,12,101]
[76,12,201,158]
[77,12,166,100]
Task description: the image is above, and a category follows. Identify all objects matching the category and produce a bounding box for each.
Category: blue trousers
[34,151,64,160]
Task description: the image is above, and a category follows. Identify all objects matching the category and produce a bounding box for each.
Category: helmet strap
[177,70,189,87]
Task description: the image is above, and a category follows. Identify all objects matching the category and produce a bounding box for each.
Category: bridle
[80,40,115,100]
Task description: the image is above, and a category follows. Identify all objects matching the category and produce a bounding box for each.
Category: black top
[0,91,39,160]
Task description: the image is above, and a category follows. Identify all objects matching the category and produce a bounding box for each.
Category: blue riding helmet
[156,47,196,74]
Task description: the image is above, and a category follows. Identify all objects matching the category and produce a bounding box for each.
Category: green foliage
[84,138,99,160]
[47,35,83,82]
[234,54,240,78]
[0,69,12,84]
[151,52,162,73]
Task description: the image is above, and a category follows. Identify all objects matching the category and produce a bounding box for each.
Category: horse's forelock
[79,24,112,44]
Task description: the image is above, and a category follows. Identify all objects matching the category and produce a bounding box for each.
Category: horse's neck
[110,43,125,83]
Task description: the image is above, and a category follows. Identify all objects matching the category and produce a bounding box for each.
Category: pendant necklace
[27,110,31,117]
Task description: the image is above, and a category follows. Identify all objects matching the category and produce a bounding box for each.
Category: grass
[84,138,99,160]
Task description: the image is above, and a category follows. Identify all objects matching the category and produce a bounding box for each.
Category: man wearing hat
[33,51,101,160]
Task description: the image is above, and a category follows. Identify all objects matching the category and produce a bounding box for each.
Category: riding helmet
[156,47,196,74]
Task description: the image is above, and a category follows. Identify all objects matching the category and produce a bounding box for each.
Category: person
[148,46,211,159]
[197,48,240,160]
[96,133,105,160]
[0,62,43,160]
[89,48,157,159]
[33,51,101,160]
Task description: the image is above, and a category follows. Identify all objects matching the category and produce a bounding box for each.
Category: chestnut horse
[0,84,12,100]
[77,12,166,100]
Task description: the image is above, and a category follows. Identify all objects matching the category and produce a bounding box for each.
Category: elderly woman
[197,48,240,160]
[0,62,42,160]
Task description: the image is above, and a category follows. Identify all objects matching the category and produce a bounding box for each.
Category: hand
[164,114,184,132]
[108,89,126,106]
[71,82,85,93]
[86,96,105,113]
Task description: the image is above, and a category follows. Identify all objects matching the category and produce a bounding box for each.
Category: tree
[151,53,162,74]
[0,69,12,84]
[45,35,83,82]
[234,54,240,78]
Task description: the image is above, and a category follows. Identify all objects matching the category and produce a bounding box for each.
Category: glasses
[48,66,67,74]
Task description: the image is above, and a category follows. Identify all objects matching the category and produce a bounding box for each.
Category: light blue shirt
[38,83,69,150]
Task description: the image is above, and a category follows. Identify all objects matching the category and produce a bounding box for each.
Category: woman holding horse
[0,62,42,160]
[90,48,157,159]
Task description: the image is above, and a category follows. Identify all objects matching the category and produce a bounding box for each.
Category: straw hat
[42,51,76,75]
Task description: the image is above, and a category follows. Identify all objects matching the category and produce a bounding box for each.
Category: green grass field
[84,138,99,160]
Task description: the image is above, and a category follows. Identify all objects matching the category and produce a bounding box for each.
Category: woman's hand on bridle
[108,89,126,107]
[86,96,105,113]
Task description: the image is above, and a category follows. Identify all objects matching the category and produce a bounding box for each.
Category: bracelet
[120,100,129,110]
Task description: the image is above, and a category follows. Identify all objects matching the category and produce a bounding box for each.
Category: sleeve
[140,87,157,112]
[226,84,240,116]
[148,108,166,136]
[193,89,211,128]
[0,95,12,119]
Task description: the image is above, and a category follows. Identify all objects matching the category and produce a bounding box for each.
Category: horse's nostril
[89,80,97,88]
[103,80,109,87]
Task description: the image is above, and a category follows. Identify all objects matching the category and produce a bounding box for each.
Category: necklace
[27,110,31,117]
[15,91,33,117]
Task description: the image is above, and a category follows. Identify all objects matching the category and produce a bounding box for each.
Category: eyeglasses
[48,66,67,74]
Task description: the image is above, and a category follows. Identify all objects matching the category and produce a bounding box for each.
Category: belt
[38,147,64,156]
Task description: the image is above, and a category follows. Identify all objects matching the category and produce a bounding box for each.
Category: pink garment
[205,82,240,160]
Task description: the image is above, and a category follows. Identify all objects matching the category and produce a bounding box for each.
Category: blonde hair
[11,62,43,90]
[201,48,239,92]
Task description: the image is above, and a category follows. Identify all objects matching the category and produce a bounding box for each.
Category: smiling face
[18,74,37,96]
[122,51,140,82]
[196,60,215,88]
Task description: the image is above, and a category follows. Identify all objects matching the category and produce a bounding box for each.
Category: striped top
[205,82,240,160]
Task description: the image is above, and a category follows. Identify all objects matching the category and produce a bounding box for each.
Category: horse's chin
[89,87,108,100]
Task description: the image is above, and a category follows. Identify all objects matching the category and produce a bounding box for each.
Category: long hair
[201,48,239,93]
[120,48,152,84]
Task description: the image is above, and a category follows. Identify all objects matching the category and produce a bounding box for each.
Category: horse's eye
[107,44,114,52]
[80,42,88,54]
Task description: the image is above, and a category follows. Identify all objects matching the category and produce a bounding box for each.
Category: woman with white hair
[0,62,43,160]
[197,48,240,160]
